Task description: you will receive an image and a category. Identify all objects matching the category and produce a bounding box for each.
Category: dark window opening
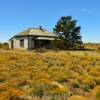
[11,40,14,49]
[20,39,24,48]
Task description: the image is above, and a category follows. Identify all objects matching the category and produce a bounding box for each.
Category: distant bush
[51,39,66,50]
[0,42,9,50]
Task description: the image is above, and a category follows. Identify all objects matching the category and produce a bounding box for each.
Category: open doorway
[11,40,14,49]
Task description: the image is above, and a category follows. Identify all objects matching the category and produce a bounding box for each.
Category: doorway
[11,40,14,49]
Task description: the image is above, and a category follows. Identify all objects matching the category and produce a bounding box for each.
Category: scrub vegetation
[0,47,100,100]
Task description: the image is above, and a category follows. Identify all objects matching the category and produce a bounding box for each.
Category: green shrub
[83,85,91,92]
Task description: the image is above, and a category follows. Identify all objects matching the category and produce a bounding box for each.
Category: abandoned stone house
[9,27,56,49]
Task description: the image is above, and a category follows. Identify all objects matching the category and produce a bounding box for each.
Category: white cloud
[79,8,94,14]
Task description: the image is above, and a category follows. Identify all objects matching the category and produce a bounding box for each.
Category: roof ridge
[31,27,51,33]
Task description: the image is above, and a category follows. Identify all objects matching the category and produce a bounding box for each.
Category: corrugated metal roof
[16,28,56,37]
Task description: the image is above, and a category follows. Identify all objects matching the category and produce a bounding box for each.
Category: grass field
[0,49,100,100]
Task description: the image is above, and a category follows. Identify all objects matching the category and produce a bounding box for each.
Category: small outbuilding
[9,27,56,49]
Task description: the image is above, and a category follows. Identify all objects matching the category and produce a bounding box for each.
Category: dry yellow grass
[0,50,100,100]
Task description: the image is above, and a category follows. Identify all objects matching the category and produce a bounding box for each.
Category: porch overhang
[36,37,55,40]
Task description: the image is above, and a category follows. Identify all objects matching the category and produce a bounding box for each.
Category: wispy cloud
[78,8,94,14]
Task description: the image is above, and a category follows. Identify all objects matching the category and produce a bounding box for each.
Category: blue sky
[0,0,100,43]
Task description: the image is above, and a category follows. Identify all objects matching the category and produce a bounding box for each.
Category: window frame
[20,39,24,48]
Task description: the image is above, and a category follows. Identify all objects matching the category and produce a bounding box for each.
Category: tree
[53,16,83,50]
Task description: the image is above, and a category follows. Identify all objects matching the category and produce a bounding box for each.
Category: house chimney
[39,26,43,30]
